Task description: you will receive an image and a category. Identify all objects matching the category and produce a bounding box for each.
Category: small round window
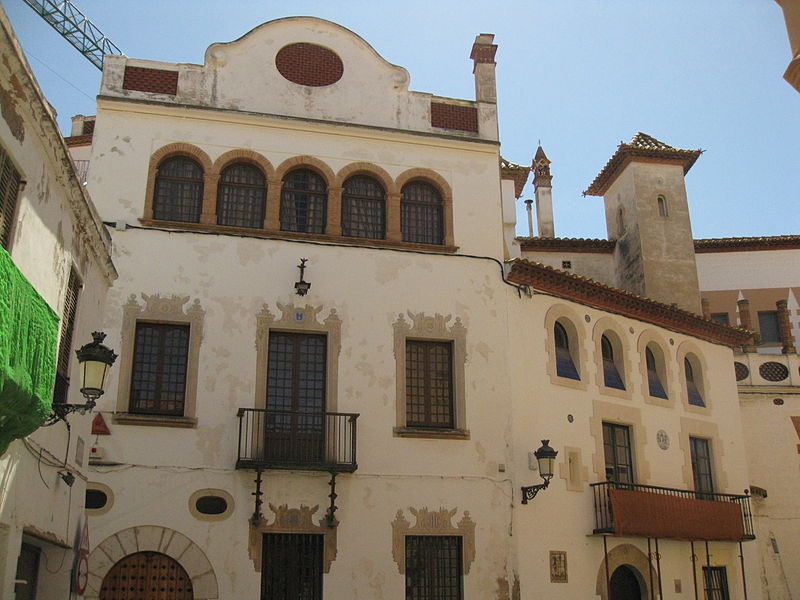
[85,482,114,515]
[189,489,234,521]
[86,489,108,510]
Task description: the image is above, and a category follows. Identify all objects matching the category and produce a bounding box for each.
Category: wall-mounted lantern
[521,439,558,504]
[294,258,311,296]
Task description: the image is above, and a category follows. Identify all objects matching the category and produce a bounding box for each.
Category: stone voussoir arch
[210,148,275,179]
[86,525,219,599]
[274,154,336,183]
[333,161,397,195]
[594,542,653,600]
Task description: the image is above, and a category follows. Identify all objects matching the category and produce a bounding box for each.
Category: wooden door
[100,552,193,600]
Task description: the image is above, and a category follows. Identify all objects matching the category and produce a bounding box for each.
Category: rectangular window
[603,422,634,484]
[53,268,81,404]
[405,536,463,600]
[406,340,454,429]
[758,311,781,344]
[690,437,714,495]
[261,533,323,600]
[129,322,190,415]
[710,313,729,326]
[702,566,730,600]
[0,143,22,249]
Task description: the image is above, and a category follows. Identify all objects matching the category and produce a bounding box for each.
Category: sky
[3,0,798,240]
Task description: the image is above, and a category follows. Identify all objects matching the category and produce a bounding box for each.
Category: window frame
[152,155,205,223]
[114,294,204,427]
[690,436,714,495]
[54,267,82,405]
[393,312,468,439]
[0,143,22,250]
[216,161,267,229]
[400,179,445,245]
[404,339,455,429]
[702,566,730,600]
[405,535,463,600]
[644,345,668,400]
[602,421,635,484]
[757,310,781,345]
[280,168,328,234]
[341,174,386,239]
[554,320,581,381]
[601,333,626,391]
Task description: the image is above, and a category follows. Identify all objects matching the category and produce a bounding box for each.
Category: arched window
[601,334,625,390]
[401,181,443,245]
[280,168,327,234]
[657,195,668,217]
[153,156,203,222]
[645,346,667,399]
[217,162,266,229]
[554,321,580,380]
[685,356,704,406]
[342,175,385,239]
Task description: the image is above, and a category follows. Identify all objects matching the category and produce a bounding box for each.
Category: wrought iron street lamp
[48,332,117,423]
[521,439,558,504]
[294,258,311,296]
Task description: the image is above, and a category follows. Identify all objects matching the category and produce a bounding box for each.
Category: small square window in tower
[405,536,463,600]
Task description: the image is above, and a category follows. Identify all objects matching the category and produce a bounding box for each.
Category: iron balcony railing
[236,408,359,472]
[591,481,755,540]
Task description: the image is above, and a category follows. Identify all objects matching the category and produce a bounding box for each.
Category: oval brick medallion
[759,361,789,382]
[276,43,343,87]
[734,361,749,381]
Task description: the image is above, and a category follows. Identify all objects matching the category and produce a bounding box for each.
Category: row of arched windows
[554,320,705,407]
[147,148,449,246]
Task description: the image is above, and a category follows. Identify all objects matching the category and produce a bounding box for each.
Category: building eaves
[507,258,752,347]
[500,157,530,198]
[517,236,616,254]
[584,132,702,197]
[694,235,800,253]
[64,134,94,147]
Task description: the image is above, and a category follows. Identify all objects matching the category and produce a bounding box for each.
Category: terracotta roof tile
[694,235,800,252]
[64,134,93,147]
[507,258,752,347]
[500,157,531,198]
[517,236,616,253]
[584,132,702,196]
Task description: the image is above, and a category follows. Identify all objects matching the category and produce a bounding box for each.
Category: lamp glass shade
[534,439,558,480]
[80,359,109,400]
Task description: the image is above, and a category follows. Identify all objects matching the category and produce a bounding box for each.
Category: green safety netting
[0,246,59,455]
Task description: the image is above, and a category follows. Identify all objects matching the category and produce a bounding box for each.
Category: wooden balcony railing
[236,408,359,472]
[591,481,755,541]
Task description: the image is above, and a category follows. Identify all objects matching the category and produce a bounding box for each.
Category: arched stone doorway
[595,542,652,600]
[609,565,644,600]
[100,551,193,600]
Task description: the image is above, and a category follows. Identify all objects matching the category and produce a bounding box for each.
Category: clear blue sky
[5,0,798,240]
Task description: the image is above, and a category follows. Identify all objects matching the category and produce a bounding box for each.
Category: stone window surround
[676,340,712,414]
[592,318,633,400]
[188,488,235,522]
[594,542,653,600]
[141,143,456,252]
[113,293,205,428]
[679,416,729,493]
[254,302,341,412]
[392,311,468,440]
[590,399,652,484]
[391,507,476,575]
[558,445,589,492]
[636,331,673,407]
[544,305,587,391]
[85,481,114,516]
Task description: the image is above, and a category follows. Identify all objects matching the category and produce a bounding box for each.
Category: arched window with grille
[342,175,386,239]
[280,168,327,234]
[217,162,266,228]
[153,156,204,223]
[645,346,667,399]
[554,321,580,380]
[601,334,625,390]
[401,180,443,245]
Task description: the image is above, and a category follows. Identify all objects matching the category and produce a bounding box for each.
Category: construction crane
[21,0,122,70]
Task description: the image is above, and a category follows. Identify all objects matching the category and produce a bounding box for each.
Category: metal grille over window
[153,157,203,222]
[341,175,386,239]
[406,340,454,429]
[690,436,714,496]
[261,533,324,600]
[405,536,463,600]
[702,566,731,600]
[54,268,81,404]
[0,144,22,249]
[603,422,634,484]
[734,361,749,381]
[130,323,190,415]
[601,335,625,390]
[266,332,327,464]
[401,181,444,245]
[217,163,266,228]
[280,169,327,234]
[645,347,667,399]
[759,361,789,382]
[554,322,579,380]
[685,357,704,406]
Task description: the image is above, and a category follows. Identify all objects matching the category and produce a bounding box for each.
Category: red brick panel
[275,43,344,87]
[610,489,745,541]
[430,103,478,133]
[123,66,178,95]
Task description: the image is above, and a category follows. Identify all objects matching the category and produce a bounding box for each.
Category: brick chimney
[470,34,497,103]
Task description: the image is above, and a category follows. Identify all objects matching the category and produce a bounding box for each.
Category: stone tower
[533,145,555,237]
[584,133,703,314]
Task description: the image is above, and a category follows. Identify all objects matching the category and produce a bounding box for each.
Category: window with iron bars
[405,340,454,429]
[261,533,323,600]
[341,174,385,239]
[153,156,203,223]
[702,566,730,600]
[129,322,190,416]
[401,181,443,245]
[405,535,463,600]
[217,162,266,229]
